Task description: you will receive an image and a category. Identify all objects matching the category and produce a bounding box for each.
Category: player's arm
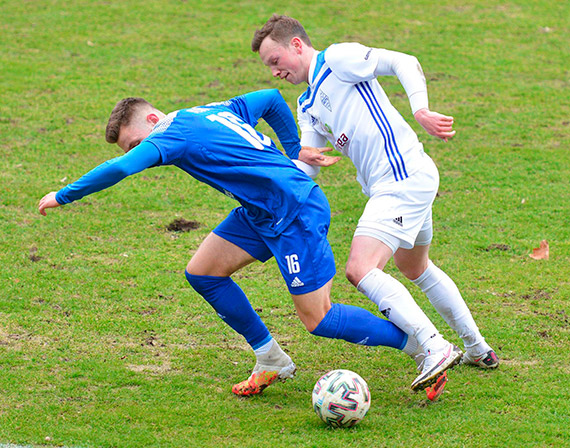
[236,89,303,159]
[232,89,337,179]
[38,142,161,216]
[327,43,455,141]
[294,104,341,179]
[372,48,455,141]
[258,90,340,174]
[231,89,339,179]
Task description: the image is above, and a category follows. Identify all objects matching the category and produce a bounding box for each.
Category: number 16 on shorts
[285,254,300,274]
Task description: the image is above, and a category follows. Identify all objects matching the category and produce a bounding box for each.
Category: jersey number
[206,112,271,150]
[285,254,301,274]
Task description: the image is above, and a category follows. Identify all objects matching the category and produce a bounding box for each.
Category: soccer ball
[312,369,371,428]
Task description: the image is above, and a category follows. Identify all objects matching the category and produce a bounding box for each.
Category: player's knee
[396,260,428,281]
[184,270,207,292]
[303,320,319,333]
[345,261,366,287]
[296,303,330,333]
[186,258,217,276]
[185,260,196,275]
[302,309,330,333]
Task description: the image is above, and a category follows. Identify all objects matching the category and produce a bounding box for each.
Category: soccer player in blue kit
[252,14,499,392]
[38,89,446,397]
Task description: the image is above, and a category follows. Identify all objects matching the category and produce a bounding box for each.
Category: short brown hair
[105,97,154,143]
[252,14,312,52]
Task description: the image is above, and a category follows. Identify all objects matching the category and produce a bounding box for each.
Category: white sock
[401,334,421,357]
[412,261,491,355]
[254,338,275,357]
[357,268,446,353]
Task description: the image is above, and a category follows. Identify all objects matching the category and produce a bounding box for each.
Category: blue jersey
[56,89,316,236]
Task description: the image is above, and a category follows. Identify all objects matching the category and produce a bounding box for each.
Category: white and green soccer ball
[312,369,371,428]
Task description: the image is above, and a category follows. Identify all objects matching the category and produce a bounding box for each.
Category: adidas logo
[290,277,305,288]
[393,216,403,227]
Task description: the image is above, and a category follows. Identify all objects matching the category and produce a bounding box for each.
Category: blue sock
[185,271,272,350]
[311,303,407,350]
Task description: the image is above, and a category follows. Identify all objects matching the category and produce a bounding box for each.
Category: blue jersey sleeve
[228,89,301,160]
[55,142,162,205]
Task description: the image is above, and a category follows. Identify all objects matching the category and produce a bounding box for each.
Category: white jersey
[297,42,431,197]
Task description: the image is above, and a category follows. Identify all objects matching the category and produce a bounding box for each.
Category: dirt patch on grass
[166,218,200,232]
[521,289,553,301]
[485,243,510,252]
[127,361,172,374]
[29,246,43,262]
[0,327,47,350]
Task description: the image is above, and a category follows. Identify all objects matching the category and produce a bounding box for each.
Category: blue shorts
[213,187,336,295]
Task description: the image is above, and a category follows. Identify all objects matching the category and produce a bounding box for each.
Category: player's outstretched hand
[299,146,341,167]
[414,108,456,142]
[38,191,61,216]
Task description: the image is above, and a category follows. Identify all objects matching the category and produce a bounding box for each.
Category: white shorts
[354,156,439,253]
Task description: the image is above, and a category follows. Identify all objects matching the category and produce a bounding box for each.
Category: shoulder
[324,42,374,65]
[239,89,282,110]
[323,42,380,83]
[147,110,191,151]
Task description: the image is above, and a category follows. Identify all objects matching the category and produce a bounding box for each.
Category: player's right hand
[299,146,342,167]
[38,191,61,216]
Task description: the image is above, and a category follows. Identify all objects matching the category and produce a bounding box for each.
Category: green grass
[1,0,569,447]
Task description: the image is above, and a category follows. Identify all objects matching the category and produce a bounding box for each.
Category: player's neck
[303,47,319,84]
[303,47,318,84]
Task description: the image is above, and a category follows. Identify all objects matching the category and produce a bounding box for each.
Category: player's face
[259,37,307,85]
[117,122,153,153]
[117,113,158,153]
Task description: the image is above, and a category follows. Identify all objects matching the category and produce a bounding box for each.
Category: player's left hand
[299,146,341,166]
[38,191,61,216]
[414,108,456,142]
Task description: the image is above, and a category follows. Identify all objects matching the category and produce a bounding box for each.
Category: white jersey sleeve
[297,102,328,147]
[292,159,320,180]
[296,104,326,179]
[325,42,429,114]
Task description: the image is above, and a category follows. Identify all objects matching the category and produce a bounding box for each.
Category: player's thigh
[393,211,433,279]
[356,194,427,250]
[187,208,267,276]
[186,232,256,276]
[265,187,336,296]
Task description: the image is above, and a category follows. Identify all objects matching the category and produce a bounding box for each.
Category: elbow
[105,160,134,179]
[408,55,424,75]
[269,88,282,97]
[293,159,320,180]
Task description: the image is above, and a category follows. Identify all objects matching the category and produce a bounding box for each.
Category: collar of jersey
[299,50,331,112]
[311,51,327,84]
[148,111,178,137]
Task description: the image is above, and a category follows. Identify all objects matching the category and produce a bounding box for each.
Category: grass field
[1,0,569,447]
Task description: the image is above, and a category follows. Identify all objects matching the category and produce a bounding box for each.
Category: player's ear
[291,37,303,52]
[147,113,160,125]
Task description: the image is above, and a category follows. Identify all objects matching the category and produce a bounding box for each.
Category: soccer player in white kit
[252,15,499,390]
